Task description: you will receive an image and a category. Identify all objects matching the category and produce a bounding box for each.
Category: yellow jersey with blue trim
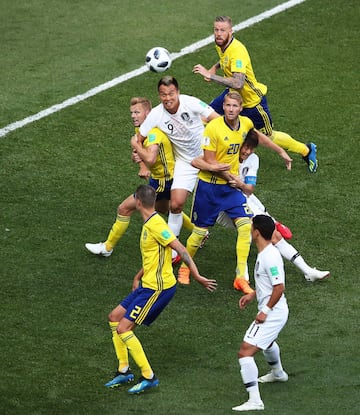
[215,37,267,108]
[144,128,175,181]
[199,115,254,184]
[140,212,177,290]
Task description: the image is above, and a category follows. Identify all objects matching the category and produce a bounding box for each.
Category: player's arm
[256,130,292,171]
[191,155,230,173]
[132,268,144,291]
[227,173,255,196]
[169,238,217,292]
[130,135,159,167]
[255,283,284,324]
[193,64,245,90]
[202,149,234,181]
[131,133,151,178]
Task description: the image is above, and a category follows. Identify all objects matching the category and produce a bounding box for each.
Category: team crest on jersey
[202,136,210,146]
[143,230,148,240]
[181,112,190,122]
[161,229,171,240]
[270,266,280,279]
[235,59,243,69]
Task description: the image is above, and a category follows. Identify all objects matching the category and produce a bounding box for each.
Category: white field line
[0,0,306,138]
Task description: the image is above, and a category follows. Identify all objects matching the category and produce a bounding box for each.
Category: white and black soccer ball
[145,47,172,73]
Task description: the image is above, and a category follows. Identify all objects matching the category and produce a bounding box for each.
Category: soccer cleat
[275,221,293,240]
[232,400,264,411]
[85,242,113,257]
[172,254,181,265]
[233,278,254,294]
[128,375,159,394]
[304,268,330,282]
[104,370,135,388]
[258,370,288,383]
[303,142,318,173]
[177,266,191,285]
[199,231,210,249]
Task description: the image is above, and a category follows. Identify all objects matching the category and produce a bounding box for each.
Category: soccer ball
[145,47,172,73]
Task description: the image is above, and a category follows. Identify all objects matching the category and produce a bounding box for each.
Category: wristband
[261,305,271,315]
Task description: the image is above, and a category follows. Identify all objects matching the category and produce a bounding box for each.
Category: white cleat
[85,242,113,257]
[304,268,330,282]
[258,371,288,383]
[232,400,264,411]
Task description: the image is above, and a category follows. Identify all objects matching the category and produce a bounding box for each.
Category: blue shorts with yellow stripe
[191,179,253,228]
[149,178,173,201]
[121,284,176,326]
[210,89,273,136]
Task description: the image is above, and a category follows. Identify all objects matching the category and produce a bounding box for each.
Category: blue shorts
[210,90,273,136]
[121,284,176,326]
[148,178,173,201]
[191,179,253,227]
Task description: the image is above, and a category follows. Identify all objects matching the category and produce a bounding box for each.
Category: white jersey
[139,94,214,163]
[254,244,287,311]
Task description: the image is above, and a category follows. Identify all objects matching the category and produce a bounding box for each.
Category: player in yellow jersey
[85,97,193,257]
[177,92,291,293]
[193,15,318,173]
[104,184,217,393]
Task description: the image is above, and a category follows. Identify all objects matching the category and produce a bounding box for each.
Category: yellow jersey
[140,212,177,290]
[143,128,175,181]
[215,37,267,108]
[199,115,254,184]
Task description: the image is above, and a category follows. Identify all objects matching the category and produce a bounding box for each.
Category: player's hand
[197,276,217,292]
[239,292,256,309]
[138,167,150,179]
[192,64,211,81]
[279,150,292,171]
[255,311,267,324]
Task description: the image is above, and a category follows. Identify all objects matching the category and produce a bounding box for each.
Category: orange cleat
[233,278,255,294]
[178,266,191,285]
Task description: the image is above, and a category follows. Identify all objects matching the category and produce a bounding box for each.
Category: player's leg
[232,341,264,412]
[104,304,134,388]
[273,233,329,281]
[177,180,217,285]
[85,194,135,256]
[258,341,288,383]
[233,217,253,293]
[241,96,317,172]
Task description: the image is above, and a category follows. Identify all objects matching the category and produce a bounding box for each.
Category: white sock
[168,212,183,259]
[274,238,312,274]
[239,356,261,403]
[263,342,285,376]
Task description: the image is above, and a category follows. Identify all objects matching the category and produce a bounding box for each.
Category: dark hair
[242,129,259,149]
[157,75,179,91]
[135,184,156,208]
[252,215,275,240]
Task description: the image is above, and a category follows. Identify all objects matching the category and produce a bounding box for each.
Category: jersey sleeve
[151,222,177,247]
[265,251,285,286]
[243,153,259,185]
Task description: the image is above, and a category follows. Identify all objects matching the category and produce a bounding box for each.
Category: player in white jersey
[232,215,289,412]
[194,130,330,282]
[137,76,218,259]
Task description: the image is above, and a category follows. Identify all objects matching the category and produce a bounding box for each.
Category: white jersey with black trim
[254,244,287,311]
[139,94,214,163]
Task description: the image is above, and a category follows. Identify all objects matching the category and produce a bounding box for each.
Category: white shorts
[243,306,288,350]
[171,159,199,193]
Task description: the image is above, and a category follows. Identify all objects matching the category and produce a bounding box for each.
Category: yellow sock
[180,226,208,268]
[109,322,129,372]
[119,331,153,379]
[105,215,130,251]
[271,130,309,156]
[182,212,194,232]
[234,218,252,279]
